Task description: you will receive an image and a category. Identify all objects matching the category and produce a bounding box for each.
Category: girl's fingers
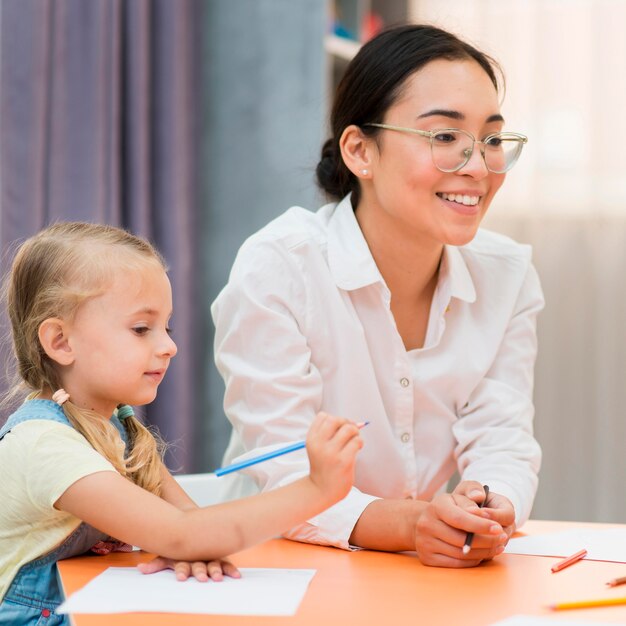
[221,560,241,579]
[191,561,210,582]
[207,561,224,581]
[174,561,192,581]
[137,556,170,575]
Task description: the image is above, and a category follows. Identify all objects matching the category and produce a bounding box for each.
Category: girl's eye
[132,326,149,336]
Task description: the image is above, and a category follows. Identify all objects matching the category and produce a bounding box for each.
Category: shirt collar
[327,194,477,303]
[439,244,477,303]
[327,194,384,290]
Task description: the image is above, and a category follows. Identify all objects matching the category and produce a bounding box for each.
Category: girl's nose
[160,332,178,358]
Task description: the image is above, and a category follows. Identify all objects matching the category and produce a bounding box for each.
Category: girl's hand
[137,556,241,582]
[414,481,511,568]
[306,412,363,503]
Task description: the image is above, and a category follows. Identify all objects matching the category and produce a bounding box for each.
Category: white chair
[173,472,242,507]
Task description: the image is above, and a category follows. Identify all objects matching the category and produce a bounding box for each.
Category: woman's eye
[433,132,458,144]
[485,136,503,147]
[132,326,149,336]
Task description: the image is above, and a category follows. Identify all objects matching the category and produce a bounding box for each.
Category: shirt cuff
[282,488,380,550]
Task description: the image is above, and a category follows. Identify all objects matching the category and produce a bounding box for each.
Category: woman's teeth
[438,192,479,206]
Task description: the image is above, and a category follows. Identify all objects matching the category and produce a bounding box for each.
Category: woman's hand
[306,412,363,504]
[474,488,516,545]
[138,556,241,582]
[414,481,512,568]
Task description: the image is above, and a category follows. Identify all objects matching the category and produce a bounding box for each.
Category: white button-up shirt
[212,195,544,549]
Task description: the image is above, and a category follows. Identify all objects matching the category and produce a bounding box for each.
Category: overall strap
[0,399,70,441]
[0,399,130,452]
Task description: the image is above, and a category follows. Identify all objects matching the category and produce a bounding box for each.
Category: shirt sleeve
[453,262,544,528]
[17,421,117,511]
[212,238,377,549]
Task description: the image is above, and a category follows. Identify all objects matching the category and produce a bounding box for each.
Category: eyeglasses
[363,123,528,174]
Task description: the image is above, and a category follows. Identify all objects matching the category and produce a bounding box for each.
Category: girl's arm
[141,467,230,581]
[158,466,197,511]
[55,413,362,562]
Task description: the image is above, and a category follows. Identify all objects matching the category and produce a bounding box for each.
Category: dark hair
[316,24,503,206]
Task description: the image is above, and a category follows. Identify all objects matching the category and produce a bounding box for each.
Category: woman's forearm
[349,498,427,552]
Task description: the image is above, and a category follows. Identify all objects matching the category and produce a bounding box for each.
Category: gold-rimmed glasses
[363,123,528,174]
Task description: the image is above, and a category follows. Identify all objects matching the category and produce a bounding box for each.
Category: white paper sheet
[489,616,626,626]
[57,567,316,615]
[505,528,626,563]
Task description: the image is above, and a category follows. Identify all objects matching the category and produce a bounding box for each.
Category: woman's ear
[339,124,375,179]
[38,318,75,366]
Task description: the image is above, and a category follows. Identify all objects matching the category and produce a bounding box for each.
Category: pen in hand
[462,485,489,555]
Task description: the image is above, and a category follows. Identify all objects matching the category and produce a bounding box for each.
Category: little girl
[0,222,363,626]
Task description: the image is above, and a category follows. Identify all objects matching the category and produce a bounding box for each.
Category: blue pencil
[215,421,369,477]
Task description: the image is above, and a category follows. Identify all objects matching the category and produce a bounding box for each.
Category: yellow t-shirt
[0,420,116,602]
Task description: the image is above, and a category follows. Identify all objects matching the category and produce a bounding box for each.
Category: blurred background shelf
[326,0,412,90]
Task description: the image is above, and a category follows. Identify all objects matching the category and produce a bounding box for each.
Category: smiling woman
[212,23,544,569]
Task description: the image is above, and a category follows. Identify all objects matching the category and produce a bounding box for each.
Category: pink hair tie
[52,389,70,406]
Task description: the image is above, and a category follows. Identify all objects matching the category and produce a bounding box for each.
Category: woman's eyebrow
[418,109,464,120]
[416,109,505,124]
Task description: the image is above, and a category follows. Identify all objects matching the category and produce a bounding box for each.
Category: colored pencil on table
[607,575,626,587]
[215,421,369,476]
[550,596,626,611]
[550,548,587,573]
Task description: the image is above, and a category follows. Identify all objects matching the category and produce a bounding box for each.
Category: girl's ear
[38,318,75,366]
[339,124,375,180]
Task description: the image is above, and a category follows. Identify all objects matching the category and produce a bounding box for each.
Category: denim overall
[0,400,129,626]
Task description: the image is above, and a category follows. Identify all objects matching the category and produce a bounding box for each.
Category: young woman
[212,24,543,568]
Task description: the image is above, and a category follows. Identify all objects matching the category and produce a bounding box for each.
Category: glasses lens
[483,134,525,173]
[430,130,473,172]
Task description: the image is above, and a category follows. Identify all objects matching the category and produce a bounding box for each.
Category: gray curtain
[0,0,202,471]
[199,0,326,467]
[0,0,326,472]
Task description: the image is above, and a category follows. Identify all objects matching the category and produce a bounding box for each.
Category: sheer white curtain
[412,0,626,522]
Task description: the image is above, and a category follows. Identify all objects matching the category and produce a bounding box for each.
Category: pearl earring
[361,169,369,175]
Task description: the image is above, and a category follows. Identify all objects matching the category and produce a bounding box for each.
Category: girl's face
[362,58,506,249]
[61,261,177,417]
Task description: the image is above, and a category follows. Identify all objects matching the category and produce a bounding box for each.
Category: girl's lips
[144,370,165,383]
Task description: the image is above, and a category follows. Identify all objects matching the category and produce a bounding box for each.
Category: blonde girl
[0,222,363,626]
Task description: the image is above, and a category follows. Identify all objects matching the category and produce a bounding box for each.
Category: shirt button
[400,377,410,387]
[401,432,410,443]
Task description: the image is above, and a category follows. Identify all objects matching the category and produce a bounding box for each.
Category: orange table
[58,520,626,625]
